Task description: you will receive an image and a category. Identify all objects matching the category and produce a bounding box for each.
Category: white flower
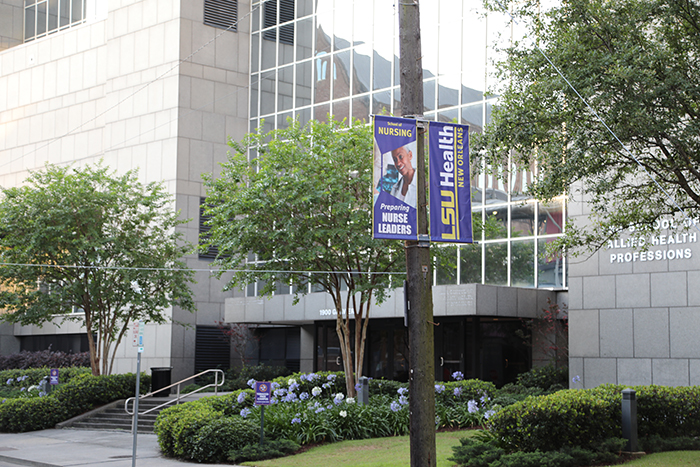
[288,378,297,386]
[346,397,355,404]
[334,393,345,401]
[312,386,322,397]
[339,410,347,418]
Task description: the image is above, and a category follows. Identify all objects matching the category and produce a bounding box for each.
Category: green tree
[0,164,195,375]
[202,119,403,396]
[477,0,700,252]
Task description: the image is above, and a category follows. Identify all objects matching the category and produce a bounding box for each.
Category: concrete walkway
[0,428,242,467]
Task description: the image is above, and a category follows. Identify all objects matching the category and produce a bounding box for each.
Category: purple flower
[315,407,325,413]
[299,392,309,400]
[6,379,13,385]
[289,382,300,392]
[355,383,362,392]
[240,408,251,418]
[322,382,331,389]
[390,401,401,412]
[480,394,489,405]
[468,400,478,414]
[327,374,337,381]
[247,379,256,388]
[284,392,298,403]
[572,375,581,383]
[274,388,287,397]
[452,371,464,381]
[399,395,408,405]
[484,409,496,419]
[397,387,408,396]
[237,392,247,404]
[291,414,302,424]
[434,384,445,394]
[454,387,463,397]
[271,382,281,390]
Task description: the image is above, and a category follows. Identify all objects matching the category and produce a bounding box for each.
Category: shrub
[53,373,150,414]
[190,417,258,463]
[640,435,700,453]
[449,437,625,467]
[0,350,91,370]
[222,364,292,391]
[0,367,92,398]
[516,365,568,390]
[229,439,300,464]
[489,388,620,451]
[0,397,68,432]
[0,371,149,433]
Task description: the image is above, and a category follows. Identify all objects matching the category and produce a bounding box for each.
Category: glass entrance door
[435,319,464,381]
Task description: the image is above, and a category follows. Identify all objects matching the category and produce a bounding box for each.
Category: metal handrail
[124,368,225,416]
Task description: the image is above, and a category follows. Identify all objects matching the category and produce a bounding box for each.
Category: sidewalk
[0,428,242,467]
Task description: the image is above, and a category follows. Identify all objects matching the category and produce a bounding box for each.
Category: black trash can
[151,367,172,397]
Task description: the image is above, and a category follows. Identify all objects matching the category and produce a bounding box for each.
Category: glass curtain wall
[248,0,566,294]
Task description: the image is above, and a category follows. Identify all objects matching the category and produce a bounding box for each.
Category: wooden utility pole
[399,1,436,467]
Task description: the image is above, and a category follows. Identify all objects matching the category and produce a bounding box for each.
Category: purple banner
[429,122,473,243]
[373,116,419,240]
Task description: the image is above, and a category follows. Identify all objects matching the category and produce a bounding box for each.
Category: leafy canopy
[0,163,195,375]
[202,118,404,395]
[477,0,700,252]
[202,118,402,301]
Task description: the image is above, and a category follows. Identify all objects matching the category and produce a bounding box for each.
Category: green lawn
[242,431,700,467]
[242,430,473,467]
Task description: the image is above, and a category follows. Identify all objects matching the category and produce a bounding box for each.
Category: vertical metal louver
[195,326,231,374]
[263,0,294,45]
[204,0,238,31]
[199,197,219,260]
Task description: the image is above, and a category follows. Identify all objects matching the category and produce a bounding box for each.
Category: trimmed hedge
[0,350,91,370]
[490,384,700,452]
[0,372,150,433]
[155,402,258,463]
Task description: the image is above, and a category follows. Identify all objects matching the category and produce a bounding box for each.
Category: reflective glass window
[333,51,351,100]
[511,239,535,287]
[295,60,312,107]
[260,73,276,116]
[332,99,350,124]
[353,0,372,46]
[314,53,331,102]
[373,50,391,91]
[296,17,313,60]
[251,33,260,73]
[510,202,535,237]
[261,32,276,70]
[538,239,564,288]
[250,76,259,117]
[314,104,330,123]
[372,90,391,115]
[460,242,482,284]
[353,45,371,95]
[334,0,352,51]
[484,206,507,240]
[352,95,370,123]
[461,103,483,130]
[423,79,436,113]
[436,246,457,286]
[278,65,294,112]
[538,201,564,235]
[484,242,507,286]
[277,112,293,130]
[296,107,311,126]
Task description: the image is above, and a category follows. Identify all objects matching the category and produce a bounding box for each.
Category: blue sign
[255,381,272,406]
[429,121,473,243]
[373,115,419,241]
[50,368,59,385]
